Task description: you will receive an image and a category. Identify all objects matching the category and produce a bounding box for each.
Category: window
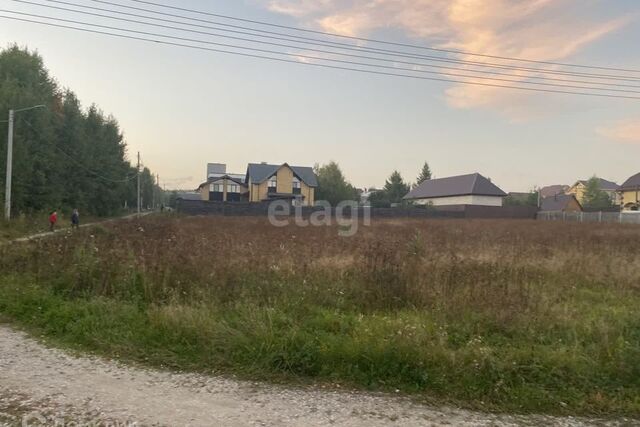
[213,184,223,193]
[268,176,277,193]
[228,184,240,193]
[292,178,301,195]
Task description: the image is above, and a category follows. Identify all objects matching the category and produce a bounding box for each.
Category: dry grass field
[1,215,639,416]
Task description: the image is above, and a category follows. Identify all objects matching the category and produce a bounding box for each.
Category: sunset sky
[1,0,639,191]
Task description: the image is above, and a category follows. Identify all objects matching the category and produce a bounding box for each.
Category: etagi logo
[268,200,370,237]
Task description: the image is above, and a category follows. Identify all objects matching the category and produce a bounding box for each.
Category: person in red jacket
[49,210,58,232]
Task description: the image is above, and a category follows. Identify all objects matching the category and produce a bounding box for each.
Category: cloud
[598,119,640,144]
[262,0,631,116]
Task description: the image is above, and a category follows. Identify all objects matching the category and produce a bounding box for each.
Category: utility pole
[4,110,14,220]
[4,105,45,220]
[137,151,141,215]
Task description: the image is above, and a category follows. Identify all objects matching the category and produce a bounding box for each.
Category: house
[403,173,507,206]
[539,185,569,199]
[540,194,582,212]
[197,163,249,202]
[619,172,640,211]
[566,178,620,205]
[245,163,317,206]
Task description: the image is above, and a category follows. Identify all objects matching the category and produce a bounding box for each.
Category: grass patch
[1,216,640,416]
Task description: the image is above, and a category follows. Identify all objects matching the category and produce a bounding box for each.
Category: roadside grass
[0,216,639,416]
[0,210,136,242]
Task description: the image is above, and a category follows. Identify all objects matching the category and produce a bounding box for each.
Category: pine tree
[416,162,432,185]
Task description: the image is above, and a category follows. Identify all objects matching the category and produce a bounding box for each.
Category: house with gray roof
[245,162,318,206]
[619,172,640,211]
[196,161,317,205]
[567,178,620,206]
[403,173,507,207]
[540,193,582,212]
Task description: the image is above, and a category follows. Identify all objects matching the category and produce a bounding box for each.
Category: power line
[2,14,639,100]
[120,0,640,74]
[32,0,640,83]
[12,1,640,90]
[6,9,639,95]
[20,118,139,183]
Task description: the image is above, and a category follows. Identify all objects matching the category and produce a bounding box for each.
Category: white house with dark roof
[403,173,507,207]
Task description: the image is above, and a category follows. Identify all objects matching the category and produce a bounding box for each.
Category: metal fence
[537,211,640,224]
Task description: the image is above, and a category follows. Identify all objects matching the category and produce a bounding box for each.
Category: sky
[1,0,639,191]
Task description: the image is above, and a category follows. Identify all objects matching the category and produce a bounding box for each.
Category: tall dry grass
[1,216,639,415]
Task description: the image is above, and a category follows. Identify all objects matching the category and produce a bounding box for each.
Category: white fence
[537,211,640,224]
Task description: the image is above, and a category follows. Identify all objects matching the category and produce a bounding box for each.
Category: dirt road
[0,326,631,426]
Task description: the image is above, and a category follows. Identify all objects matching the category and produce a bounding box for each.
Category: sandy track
[0,325,632,426]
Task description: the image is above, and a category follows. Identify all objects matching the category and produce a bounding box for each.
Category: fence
[175,199,538,220]
[537,211,640,224]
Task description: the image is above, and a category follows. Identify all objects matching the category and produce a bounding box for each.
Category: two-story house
[245,163,317,206]
[197,162,317,206]
[566,178,620,206]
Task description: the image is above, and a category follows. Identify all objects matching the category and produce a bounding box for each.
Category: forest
[0,45,160,217]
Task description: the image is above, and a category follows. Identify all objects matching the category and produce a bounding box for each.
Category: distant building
[566,178,620,205]
[197,163,249,202]
[196,162,318,206]
[245,163,317,206]
[619,172,640,211]
[403,173,506,207]
[539,185,569,199]
[540,194,582,212]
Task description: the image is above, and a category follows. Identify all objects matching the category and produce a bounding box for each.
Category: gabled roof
[404,173,506,200]
[540,194,581,212]
[246,163,318,187]
[539,185,569,199]
[621,172,640,190]
[575,178,619,191]
[197,174,247,190]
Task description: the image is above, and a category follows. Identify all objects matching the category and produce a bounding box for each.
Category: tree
[504,190,539,207]
[582,176,613,210]
[415,162,432,186]
[370,171,410,207]
[0,45,163,217]
[313,161,359,206]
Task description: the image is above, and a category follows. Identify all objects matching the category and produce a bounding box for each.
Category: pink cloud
[598,119,640,144]
[262,0,632,116]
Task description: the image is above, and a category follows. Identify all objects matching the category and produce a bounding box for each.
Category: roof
[621,172,640,190]
[208,172,246,183]
[197,174,247,190]
[246,163,318,187]
[403,173,507,200]
[575,178,619,191]
[539,185,568,198]
[540,194,581,212]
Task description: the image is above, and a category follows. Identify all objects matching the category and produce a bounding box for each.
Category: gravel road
[0,325,634,426]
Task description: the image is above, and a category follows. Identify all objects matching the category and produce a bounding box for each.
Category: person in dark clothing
[49,210,58,232]
[71,208,80,229]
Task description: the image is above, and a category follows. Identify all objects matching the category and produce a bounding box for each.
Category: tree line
[314,161,432,207]
[0,45,161,217]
